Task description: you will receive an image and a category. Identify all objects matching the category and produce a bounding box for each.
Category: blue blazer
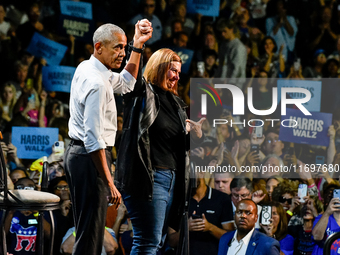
[218,229,280,255]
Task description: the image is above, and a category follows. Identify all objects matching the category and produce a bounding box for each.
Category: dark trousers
[64,144,109,255]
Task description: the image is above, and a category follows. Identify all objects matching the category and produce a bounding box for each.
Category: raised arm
[124,19,153,79]
[113,19,153,95]
[312,198,339,240]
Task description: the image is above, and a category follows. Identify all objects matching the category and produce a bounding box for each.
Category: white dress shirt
[227,227,255,255]
[68,55,135,153]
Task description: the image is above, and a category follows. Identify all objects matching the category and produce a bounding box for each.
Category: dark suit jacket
[218,229,280,255]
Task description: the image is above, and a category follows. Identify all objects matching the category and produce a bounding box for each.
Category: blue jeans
[123,169,176,255]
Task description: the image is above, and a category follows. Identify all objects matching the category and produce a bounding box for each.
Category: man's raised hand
[134,19,153,47]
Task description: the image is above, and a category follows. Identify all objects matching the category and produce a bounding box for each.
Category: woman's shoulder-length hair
[143,48,182,96]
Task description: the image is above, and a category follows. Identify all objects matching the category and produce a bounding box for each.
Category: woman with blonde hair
[116,48,204,254]
[0,83,17,122]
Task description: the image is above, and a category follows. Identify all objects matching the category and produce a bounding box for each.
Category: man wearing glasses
[262,131,284,157]
[230,178,266,229]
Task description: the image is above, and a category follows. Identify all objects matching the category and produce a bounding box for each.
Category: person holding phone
[288,196,322,255]
[260,202,295,255]
[13,87,48,127]
[312,185,340,255]
[282,143,297,167]
[188,171,234,255]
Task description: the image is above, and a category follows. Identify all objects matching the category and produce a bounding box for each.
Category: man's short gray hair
[93,24,125,46]
[262,154,284,168]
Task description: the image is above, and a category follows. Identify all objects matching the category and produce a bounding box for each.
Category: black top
[189,186,234,255]
[149,85,183,170]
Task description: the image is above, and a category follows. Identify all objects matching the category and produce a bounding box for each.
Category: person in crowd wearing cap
[302,49,326,79]
[218,199,280,255]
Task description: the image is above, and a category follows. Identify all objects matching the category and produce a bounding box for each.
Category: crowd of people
[2,0,340,254]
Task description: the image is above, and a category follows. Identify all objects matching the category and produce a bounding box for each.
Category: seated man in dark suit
[218,199,280,255]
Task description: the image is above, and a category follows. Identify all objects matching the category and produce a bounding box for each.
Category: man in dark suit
[218,199,280,255]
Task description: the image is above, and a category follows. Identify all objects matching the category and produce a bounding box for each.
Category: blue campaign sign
[60,0,92,20]
[172,48,194,74]
[59,15,95,42]
[279,108,332,147]
[277,79,322,112]
[26,33,67,66]
[42,66,76,93]
[187,0,220,17]
[12,127,59,159]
